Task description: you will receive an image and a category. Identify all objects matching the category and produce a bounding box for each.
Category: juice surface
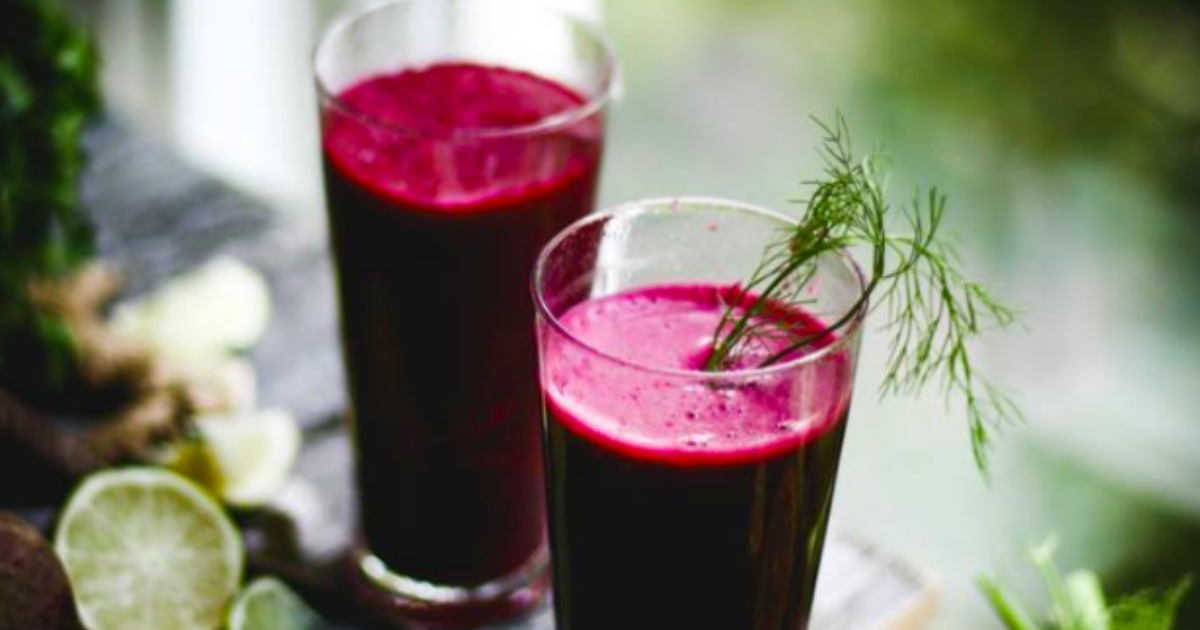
[324,62,600,212]
[546,283,846,464]
[322,62,603,586]
[541,284,854,629]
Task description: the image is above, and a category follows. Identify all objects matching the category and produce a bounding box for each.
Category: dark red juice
[540,285,854,629]
[321,63,604,585]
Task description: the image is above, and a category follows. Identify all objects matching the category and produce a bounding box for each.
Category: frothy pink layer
[543,285,852,466]
[323,62,598,212]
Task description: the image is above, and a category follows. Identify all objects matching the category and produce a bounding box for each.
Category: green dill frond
[706,113,1021,473]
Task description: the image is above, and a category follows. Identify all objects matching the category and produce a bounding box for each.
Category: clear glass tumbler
[533,197,865,629]
[314,0,617,623]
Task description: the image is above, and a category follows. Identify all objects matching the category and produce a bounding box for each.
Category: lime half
[227,577,321,630]
[53,468,243,630]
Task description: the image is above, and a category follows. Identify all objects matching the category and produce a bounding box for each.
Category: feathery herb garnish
[705,114,1020,471]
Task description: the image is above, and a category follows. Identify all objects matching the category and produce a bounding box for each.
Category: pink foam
[543,284,852,466]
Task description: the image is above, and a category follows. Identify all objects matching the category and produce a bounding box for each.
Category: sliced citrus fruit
[110,256,271,357]
[162,408,301,508]
[227,577,321,630]
[53,468,243,630]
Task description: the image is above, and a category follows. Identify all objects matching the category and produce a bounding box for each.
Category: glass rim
[313,0,621,141]
[531,196,869,380]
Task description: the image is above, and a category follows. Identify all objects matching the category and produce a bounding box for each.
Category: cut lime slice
[53,468,243,630]
[163,408,301,507]
[111,256,271,357]
[227,577,321,630]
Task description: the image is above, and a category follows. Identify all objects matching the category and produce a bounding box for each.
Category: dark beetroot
[0,512,83,630]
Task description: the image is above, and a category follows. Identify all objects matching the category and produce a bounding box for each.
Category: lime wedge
[53,468,243,630]
[163,408,301,508]
[227,577,321,630]
[110,256,271,357]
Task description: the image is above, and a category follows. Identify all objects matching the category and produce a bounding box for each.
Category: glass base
[345,543,551,628]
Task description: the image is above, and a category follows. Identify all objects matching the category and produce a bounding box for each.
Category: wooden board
[81,120,936,629]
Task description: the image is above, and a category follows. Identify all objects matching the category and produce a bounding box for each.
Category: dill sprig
[706,114,1021,472]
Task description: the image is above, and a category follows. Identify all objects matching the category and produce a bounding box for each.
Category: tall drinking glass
[533,198,865,629]
[314,0,616,622]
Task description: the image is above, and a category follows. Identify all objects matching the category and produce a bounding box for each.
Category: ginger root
[1,262,256,506]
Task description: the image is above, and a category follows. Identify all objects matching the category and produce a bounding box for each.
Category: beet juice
[537,280,859,630]
[320,62,604,589]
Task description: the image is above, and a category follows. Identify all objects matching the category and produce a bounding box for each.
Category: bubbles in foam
[679,432,716,448]
[775,419,808,433]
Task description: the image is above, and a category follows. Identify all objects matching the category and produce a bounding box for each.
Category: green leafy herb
[0,0,101,390]
[1109,579,1193,630]
[706,114,1019,471]
[980,537,1193,630]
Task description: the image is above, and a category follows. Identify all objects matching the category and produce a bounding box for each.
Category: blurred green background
[64,0,1200,627]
